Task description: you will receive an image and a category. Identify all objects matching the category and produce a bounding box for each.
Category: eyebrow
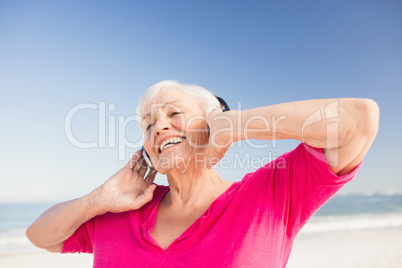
[141,99,183,119]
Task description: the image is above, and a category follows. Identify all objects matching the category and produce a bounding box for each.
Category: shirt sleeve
[61,217,96,254]
[246,142,362,239]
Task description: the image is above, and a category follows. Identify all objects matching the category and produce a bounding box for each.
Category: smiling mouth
[159,137,186,153]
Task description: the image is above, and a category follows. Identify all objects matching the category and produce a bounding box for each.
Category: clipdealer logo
[301,100,339,167]
[64,100,340,166]
[64,101,143,160]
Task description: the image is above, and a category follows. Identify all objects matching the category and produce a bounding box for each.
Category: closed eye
[146,123,154,131]
[170,112,181,116]
[146,111,181,131]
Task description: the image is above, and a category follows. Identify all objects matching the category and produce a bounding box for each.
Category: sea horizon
[1,193,402,256]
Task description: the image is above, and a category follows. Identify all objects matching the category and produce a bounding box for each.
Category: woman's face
[141,88,209,174]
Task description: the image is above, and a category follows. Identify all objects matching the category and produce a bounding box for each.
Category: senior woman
[26,80,379,267]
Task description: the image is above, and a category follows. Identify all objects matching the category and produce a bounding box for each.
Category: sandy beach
[287,227,402,268]
[1,227,401,268]
[0,251,93,268]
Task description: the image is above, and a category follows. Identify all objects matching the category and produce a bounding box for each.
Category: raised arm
[26,150,157,252]
[207,98,379,175]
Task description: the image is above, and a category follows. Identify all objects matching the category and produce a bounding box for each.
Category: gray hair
[136,80,221,118]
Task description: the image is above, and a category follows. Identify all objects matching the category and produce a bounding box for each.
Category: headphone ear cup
[142,146,154,168]
[215,96,230,112]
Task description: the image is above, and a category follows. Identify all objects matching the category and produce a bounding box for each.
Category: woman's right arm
[26,150,157,252]
[26,189,106,252]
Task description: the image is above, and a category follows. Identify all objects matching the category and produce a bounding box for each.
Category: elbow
[26,224,44,249]
[359,98,380,138]
[26,224,63,253]
[26,224,41,248]
[346,98,379,148]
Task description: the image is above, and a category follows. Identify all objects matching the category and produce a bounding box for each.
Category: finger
[207,157,220,169]
[138,158,148,178]
[130,157,146,179]
[132,184,157,210]
[132,162,142,175]
[126,150,142,170]
[206,147,221,169]
[143,184,157,202]
[207,108,223,119]
[127,150,141,170]
[206,157,214,169]
[144,184,157,199]
[144,168,157,186]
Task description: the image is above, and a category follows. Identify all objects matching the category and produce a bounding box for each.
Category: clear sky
[1,0,401,203]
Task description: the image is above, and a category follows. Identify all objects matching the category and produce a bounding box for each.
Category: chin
[154,151,193,174]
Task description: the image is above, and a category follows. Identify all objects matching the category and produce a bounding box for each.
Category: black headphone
[142,94,230,169]
[213,94,231,112]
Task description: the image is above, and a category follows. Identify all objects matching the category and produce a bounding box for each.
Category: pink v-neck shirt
[62,143,361,267]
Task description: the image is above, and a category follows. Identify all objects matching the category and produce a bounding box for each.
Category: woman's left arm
[208,98,379,176]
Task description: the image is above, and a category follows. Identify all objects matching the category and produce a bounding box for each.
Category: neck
[165,167,227,209]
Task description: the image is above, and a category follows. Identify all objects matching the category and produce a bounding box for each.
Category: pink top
[62,143,361,267]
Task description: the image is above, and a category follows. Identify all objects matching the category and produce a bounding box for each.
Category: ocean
[302,193,402,234]
[1,194,402,255]
[0,203,51,255]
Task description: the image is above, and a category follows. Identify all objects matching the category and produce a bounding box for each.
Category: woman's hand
[100,149,158,213]
[205,109,239,169]
[26,149,158,252]
[218,99,379,176]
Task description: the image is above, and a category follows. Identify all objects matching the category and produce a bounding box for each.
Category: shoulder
[240,144,302,184]
[153,184,170,199]
[243,142,361,188]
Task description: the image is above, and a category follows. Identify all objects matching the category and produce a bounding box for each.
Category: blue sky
[1,0,401,203]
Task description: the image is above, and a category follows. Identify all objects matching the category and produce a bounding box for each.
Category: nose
[154,116,171,136]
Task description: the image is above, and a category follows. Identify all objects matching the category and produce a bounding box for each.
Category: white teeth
[160,137,185,152]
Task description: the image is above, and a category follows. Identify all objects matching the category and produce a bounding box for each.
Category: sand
[0,251,93,268]
[287,227,402,268]
[1,227,401,267]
